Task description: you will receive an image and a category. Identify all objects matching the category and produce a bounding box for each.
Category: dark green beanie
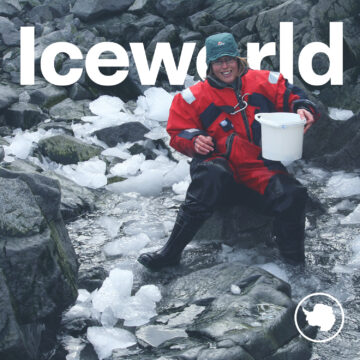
[205,33,240,66]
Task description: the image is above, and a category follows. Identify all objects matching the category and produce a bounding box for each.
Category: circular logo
[294,292,345,343]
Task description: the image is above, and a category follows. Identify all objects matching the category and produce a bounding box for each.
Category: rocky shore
[0,0,359,359]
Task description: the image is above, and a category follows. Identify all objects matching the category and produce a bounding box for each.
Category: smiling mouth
[221,71,232,77]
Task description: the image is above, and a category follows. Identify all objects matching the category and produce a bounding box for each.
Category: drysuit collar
[207,67,248,93]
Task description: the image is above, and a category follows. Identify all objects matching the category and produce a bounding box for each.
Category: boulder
[128,0,157,15]
[71,0,134,21]
[0,146,4,162]
[131,14,166,44]
[69,83,94,101]
[92,122,150,147]
[43,170,98,222]
[37,121,74,136]
[155,0,205,19]
[93,13,138,44]
[0,0,22,17]
[147,24,179,56]
[28,4,54,23]
[303,112,360,170]
[0,85,18,111]
[38,134,102,165]
[48,98,92,122]
[0,16,20,46]
[0,168,78,360]
[131,263,313,359]
[29,84,68,108]
[187,10,214,31]
[2,159,99,221]
[194,204,272,248]
[5,102,47,129]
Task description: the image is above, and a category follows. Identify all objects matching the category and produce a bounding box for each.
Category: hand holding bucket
[255,112,306,162]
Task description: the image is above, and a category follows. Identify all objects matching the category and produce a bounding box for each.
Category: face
[211,56,239,84]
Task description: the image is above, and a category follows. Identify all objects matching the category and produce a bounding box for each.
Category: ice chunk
[101,146,131,160]
[135,325,187,347]
[63,336,86,360]
[143,87,173,122]
[103,233,150,257]
[123,221,166,240]
[231,284,241,295]
[87,327,136,360]
[135,284,162,303]
[57,157,107,189]
[325,173,360,198]
[77,289,92,303]
[64,303,92,320]
[340,204,360,225]
[184,74,199,88]
[348,235,360,267]
[328,199,356,214]
[97,216,122,238]
[163,159,190,188]
[258,263,289,283]
[92,268,133,313]
[107,169,164,196]
[172,179,190,195]
[89,95,125,116]
[4,128,61,160]
[112,285,162,327]
[328,107,354,121]
[144,126,169,140]
[110,154,145,177]
[166,304,205,327]
[72,112,132,139]
[100,307,117,327]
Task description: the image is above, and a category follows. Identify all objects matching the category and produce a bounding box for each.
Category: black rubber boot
[137,209,206,271]
[273,213,306,265]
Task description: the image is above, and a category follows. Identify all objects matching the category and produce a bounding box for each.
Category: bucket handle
[255,113,306,128]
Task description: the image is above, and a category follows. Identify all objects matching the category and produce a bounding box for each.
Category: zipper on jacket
[225,132,236,159]
[236,92,252,143]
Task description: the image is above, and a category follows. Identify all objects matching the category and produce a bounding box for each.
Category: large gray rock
[194,204,272,248]
[71,0,134,21]
[2,159,99,221]
[93,13,138,44]
[0,168,78,360]
[29,84,68,108]
[48,98,92,122]
[128,0,157,14]
[129,263,313,359]
[0,147,4,162]
[5,102,47,129]
[155,0,205,18]
[43,170,98,221]
[0,85,18,111]
[38,134,103,165]
[306,113,360,171]
[92,122,150,147]
[0,16,19,46]
[0,0,21,17]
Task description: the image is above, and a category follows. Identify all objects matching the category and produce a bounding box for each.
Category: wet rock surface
[0,169,78,359]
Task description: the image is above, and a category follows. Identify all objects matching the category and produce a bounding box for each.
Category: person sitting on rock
[138,32,319,270]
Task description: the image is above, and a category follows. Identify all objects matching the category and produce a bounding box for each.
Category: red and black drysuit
[167,68,318,261]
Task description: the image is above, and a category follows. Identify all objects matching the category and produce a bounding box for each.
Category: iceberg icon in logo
[294,292,345,343]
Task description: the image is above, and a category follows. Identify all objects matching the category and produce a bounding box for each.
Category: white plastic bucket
[255,112,306,162]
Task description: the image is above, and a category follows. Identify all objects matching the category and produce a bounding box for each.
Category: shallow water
[60,162,360,360]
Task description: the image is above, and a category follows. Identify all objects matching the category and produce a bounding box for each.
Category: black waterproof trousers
[183,157,308,263]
